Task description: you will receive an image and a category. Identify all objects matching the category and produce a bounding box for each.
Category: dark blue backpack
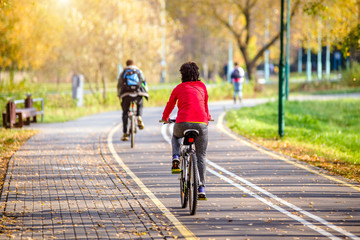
[231,69,241,79]
[122,68,141,92]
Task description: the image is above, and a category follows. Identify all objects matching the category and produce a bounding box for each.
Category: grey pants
[172,122,208,186]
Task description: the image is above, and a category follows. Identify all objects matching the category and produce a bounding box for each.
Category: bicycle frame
[128,101,137,148]
[179,129,202,215]
[160,118,211,215]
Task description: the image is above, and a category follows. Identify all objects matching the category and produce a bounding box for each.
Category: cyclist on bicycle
[117,59,149,141]
[162,61,211,199]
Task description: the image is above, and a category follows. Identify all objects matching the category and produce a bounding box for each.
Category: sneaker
[198,186,207,200]
[121,133,128,141]
[137,116,144,130]
[171,155,180,174]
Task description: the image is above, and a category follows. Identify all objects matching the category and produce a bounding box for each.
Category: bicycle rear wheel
[180,155,188,208]
[130,115,135,148]
[188,153,198,215]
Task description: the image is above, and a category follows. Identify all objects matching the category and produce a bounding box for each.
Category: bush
[341,62,360,87]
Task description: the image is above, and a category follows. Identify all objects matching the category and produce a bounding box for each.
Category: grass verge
[225,99,360,182]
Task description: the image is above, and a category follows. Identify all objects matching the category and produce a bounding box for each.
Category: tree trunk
[202,61,208,82]
[83,73,95,95]
[99,63,107,103]
[95,69,100,91]
[238,42,262,91]
[56,71,60,87]
[102,75,107,103]
[9,68,14,85]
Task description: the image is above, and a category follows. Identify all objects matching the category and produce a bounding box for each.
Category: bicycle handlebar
[159,119,214,124]
[159,119,176,124]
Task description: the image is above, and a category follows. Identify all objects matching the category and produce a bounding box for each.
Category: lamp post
[227,13,234,83]
[285,0,291,99]
[265,18,270,83]
[317,19,322,80]
[307,48,312,81]
[326,43,330,77]
[298,45,302,73]
[279,0,286,137]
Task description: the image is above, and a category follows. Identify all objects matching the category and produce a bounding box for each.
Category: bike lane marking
[207,168,341,240]
[216,112,360,192]
[161,123,360,240]
[208,162,359,240]
[108,124,199,240]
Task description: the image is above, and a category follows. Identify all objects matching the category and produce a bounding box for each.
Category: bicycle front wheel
[188,153,198,215]
[180,155,188,208]
[130,115,135,148]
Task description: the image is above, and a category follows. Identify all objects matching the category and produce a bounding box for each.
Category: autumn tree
[300,0,360,62]
[168,0,359,88]
[0,0,64,82]
[53,0,181,102]
[168,0,302,87]
[166,1,229,81]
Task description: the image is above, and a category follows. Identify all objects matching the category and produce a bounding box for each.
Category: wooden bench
[2,95,40,128]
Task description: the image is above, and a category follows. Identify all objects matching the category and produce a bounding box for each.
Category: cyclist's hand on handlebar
[159,118,176,124]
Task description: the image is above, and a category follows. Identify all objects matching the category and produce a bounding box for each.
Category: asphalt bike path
[0,95,359,239]
[111,98,359,240]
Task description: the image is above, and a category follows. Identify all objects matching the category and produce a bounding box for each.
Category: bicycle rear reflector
[188,138,194,143]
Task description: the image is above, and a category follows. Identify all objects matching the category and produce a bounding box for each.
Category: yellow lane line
[107,124,198,240]
[217,112,360,192]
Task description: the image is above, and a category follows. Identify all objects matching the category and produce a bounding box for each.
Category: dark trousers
[121,96,143,133]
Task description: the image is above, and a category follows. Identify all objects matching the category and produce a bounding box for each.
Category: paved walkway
[0,112,170,239]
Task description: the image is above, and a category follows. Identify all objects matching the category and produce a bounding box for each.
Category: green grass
[309,87,360,95]
[225,99,360,181]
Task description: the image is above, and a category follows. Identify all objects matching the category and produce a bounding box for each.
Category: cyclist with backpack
[117,59,149,141]
[230,62,245,103]
[162,62,212,199]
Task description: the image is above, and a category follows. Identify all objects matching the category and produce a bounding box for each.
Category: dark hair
[234,62,238,66]
[126,59,134,66]
[180,62,200,82]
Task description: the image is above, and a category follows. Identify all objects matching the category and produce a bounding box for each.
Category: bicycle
[128,101,137,148]
[160,118,209,215]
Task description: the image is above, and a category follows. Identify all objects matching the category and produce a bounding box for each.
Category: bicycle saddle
[183,129,199,145]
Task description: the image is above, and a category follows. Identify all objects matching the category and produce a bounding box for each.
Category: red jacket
[162,81,211,124]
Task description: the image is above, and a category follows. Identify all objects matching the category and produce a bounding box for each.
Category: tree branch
[251,0,301,65]
[210,5,242,40]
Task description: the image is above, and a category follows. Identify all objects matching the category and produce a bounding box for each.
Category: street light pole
[279,0,286,137]
[317,18,322,80]
[227,13,234,83]
[326,43,330,77]
[265,18,270,83]
[307,48,312,81]
[285,0,291,99]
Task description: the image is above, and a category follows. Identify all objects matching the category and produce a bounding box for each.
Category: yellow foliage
[1,0,182,85]
[1,0,64,69]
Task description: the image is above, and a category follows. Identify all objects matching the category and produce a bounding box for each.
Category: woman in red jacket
[162,62,211,199]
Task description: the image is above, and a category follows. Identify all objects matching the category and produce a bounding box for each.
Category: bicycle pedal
[198,196,207,201]
[171,169,181,174]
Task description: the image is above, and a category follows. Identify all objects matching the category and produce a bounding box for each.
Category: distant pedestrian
[230,62,245,103]
[222,63,228,82]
